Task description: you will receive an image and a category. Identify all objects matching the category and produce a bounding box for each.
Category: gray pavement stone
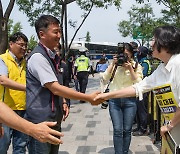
[7,74,160,154]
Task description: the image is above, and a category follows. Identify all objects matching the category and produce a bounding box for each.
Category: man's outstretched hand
[87,91,105,105]
[30,121,64,145]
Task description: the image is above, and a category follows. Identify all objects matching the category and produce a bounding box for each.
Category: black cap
[130,42,138,49]
[138,46,149,55]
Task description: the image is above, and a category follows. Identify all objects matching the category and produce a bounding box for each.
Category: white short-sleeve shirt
[133,54,180,106]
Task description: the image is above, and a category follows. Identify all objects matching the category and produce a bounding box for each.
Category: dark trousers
[28,124,61,154]
[136,92,149,132]
[74,79,79,92]
[77,71,89,93]
[28,136,60,154]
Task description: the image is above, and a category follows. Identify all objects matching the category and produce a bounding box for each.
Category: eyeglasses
[15,42,27,49]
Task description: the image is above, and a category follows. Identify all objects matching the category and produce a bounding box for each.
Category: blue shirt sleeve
[0,58,8,76]
[96,64,100,72]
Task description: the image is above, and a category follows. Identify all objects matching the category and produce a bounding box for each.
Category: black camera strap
[133,61,138,72]
[104,64,118,93]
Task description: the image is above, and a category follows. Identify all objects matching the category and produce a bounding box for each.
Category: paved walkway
[8,73,160,154]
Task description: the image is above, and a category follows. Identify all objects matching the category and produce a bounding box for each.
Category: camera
[117,43,128,66]
[101,88,109,109]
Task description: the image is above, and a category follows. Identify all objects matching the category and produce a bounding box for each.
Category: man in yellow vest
[0,32,28,154]
[74,49,94,103]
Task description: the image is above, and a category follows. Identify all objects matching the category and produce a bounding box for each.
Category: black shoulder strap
[133,61,138,72]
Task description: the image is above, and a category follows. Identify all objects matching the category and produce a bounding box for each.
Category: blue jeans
[109,97,137,154]
[0,110,27,154]
[28,136,60,154]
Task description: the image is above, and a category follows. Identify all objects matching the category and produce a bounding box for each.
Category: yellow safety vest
[0,50,26,110]
[76,55,89,72]
[144,59,152,76]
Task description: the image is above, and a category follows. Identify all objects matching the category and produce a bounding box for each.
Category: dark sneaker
[132,131,147,136]
[132,128,139,132]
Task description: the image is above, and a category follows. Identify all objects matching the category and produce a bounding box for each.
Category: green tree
[160,0,180,27]
[85,31,91,42]
[118,4,163,46]
[8,19,22,37]
[16,0,122,57]
[0,0,123,56]
[28,35,38,51]
[8,19,37,51]
[0,0,16,54]
[136,0,180,27]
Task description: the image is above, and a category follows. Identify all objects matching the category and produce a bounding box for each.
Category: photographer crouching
[100,43,143,154]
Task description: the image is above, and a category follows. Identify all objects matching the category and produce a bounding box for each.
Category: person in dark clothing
[133,46,152,136]
[130,41,139,62]
[74,49,94,103]
[67,55,74,82]
[54,44,71,108]
[60,59,71,108]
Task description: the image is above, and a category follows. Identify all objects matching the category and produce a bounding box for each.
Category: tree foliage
[136,0,180,27]
[7,19,37,51]
[15,0,122,28]
[85,31,91,42]
[118,4,164,46]
[16,0,122,57]
[16,0,63,26]
[8,19,22,37]
[0,0,122,55]
[28,35,38,50]
[16,0,122,30]
[160,0,180,27]
[118,0,180,46]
